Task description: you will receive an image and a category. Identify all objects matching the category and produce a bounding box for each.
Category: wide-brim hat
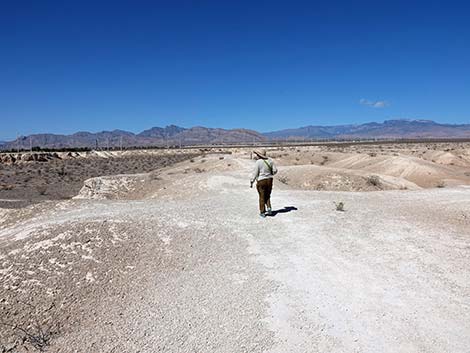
[253,149,267,158]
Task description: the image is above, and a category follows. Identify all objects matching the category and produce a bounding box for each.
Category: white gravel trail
[207,166,470,353]
[3,155,470,352]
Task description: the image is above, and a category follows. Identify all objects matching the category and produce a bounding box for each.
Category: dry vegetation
[0,150,199,208]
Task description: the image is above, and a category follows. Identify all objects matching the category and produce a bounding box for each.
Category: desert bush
[367,175,381,187]
[0,184,15,191]
[436,181,446,188]
[36,185,47,195]
[149,171,161,180]
[57,165,66,176]
[278,176,289,184]
[334,201,345,212]
[15,323,53,351]
[0,301,59,352]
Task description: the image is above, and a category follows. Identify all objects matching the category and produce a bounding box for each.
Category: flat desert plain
[1,142,470,352]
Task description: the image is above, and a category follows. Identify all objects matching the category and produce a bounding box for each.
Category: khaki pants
[256,178,273,213]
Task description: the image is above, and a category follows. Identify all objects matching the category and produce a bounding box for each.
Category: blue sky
[1,0,469,140]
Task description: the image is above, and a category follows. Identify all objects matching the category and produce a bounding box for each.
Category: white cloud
[360,98,389,108]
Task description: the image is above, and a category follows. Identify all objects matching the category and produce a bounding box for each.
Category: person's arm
[271,160,278,175]
[250,161,260,186]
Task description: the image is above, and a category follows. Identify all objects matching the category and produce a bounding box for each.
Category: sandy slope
[269,143,470,189]
[1,154,470,352]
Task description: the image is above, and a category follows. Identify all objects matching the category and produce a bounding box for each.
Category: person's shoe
[259,212,266,218]
[266,208,273,216]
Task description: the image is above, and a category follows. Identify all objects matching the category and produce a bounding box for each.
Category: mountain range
[1,126,265,150]
[265,120,470,139]
[1,120,470,150]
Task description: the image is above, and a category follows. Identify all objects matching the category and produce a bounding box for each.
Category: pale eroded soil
[1,148,470,352]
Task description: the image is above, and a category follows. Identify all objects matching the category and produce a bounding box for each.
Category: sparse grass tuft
[334,201,345,212]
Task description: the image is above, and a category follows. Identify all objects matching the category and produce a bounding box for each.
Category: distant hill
[0,126,266,150]
[264,120,470,140]
[2,120,470,151]
[138,125,186,139]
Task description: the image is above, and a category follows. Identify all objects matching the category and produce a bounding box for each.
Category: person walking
[250,149,278,218]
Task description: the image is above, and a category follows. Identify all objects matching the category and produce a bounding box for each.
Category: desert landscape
[3,1,469,351]
[1,141,470,352]
[0,150,201,208]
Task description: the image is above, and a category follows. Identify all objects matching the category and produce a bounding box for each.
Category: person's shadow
[268,206,298,217]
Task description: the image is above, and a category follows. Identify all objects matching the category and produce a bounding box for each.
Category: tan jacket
[251,158,278,182]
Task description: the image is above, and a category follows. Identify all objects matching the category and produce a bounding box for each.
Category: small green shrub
[334,201,345,212]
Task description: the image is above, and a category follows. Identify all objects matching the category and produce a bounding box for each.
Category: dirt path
[201,161,470,353]
[2,154,470,352]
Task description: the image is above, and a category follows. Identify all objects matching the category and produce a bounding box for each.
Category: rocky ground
[0,150,200,208]
[1,144,470,352]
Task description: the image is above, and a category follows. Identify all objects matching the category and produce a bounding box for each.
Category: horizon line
[2,118,470,142]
